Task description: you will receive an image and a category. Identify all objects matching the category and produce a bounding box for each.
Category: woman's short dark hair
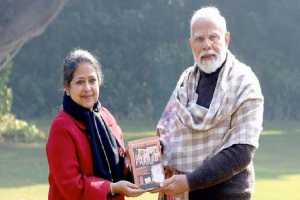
[63,49,103,87]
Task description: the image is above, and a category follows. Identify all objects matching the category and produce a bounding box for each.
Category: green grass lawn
[0,120,299,200]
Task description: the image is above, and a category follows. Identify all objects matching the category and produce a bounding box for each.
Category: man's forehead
[192,29,222,37]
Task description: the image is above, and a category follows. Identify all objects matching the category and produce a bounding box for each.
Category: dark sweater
[187,65,256,200]
[196,64,223,108]
[187,144,255,200]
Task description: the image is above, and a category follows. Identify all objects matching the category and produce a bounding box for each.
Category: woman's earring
[66,91,70,96]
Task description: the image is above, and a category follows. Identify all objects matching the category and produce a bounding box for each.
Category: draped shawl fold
[157,51,264,173]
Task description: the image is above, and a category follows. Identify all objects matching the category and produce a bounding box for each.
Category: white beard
[195,49,227,74]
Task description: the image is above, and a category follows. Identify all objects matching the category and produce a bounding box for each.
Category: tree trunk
[0,0,67,70]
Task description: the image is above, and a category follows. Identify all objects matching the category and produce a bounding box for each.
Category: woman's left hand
[111,181,145,197]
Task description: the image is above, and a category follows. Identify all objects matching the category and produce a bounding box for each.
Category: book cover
[127,136,164,190]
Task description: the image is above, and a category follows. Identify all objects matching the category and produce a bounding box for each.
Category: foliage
[9,0,300,120]
[0,62,13,115]
[0,114,45,143]
[0,62,45,143]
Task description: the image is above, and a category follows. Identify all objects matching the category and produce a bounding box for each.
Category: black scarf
[63,94,123,182]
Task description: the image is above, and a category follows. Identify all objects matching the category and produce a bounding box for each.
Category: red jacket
[46,107,125,200]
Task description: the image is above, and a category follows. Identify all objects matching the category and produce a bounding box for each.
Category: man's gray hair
[190,7,227,36]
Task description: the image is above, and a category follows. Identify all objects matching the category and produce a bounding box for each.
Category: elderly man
[156,6,264,200]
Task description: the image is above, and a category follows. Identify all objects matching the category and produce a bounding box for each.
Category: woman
[46,49,144,200]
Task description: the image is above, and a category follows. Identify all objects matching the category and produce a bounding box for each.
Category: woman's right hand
[110,181,145,197]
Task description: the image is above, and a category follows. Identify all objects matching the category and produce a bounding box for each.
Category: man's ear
[225,32,230,47]
[188,37,193,49]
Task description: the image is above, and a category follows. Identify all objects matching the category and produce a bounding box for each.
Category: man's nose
[202,38,212,50]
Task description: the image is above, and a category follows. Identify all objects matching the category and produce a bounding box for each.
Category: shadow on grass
[0,143,48,188]
[255,122,300,180]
